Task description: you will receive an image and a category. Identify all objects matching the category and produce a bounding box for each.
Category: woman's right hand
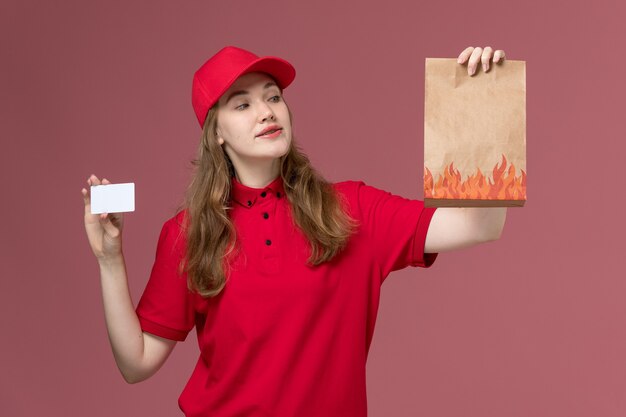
[82,174,125,262]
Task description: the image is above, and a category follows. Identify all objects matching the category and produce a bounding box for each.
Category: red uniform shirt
[136,175,438,417]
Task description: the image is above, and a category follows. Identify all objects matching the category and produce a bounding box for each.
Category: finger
[86,175,106,217]
[100,211,121,222]
[83,176,95,215]
[100,213,113,231]
[493,50,506,64]
[100,213,122,237]
[108,212,123,230]
[102,178,111,185]
[82,187,90,205]
[84,176,99,215]
[81,187,96,220]
[457,46,474,64]
[468,47,483,76]
[88,174,102,187]
[482,46,494,72]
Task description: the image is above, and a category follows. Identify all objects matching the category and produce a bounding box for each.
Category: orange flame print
[424,154,526,201]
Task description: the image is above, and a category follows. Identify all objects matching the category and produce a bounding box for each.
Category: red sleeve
[354,181,438,281]
[135,215,195,341]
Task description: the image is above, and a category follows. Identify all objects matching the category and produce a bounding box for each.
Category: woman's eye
[269,95,281,102]
[235,103,248,110]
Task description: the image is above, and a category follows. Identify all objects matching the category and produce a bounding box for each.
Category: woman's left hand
[457,46,506,76]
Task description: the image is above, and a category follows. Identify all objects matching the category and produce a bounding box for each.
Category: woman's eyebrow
[225,82,279,104]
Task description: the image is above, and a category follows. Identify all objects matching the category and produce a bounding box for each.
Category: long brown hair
[175,101,359,298]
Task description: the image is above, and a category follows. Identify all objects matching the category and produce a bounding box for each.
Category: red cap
[191,46,296,128]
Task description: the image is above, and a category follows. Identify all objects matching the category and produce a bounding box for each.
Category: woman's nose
[258,103,275,122]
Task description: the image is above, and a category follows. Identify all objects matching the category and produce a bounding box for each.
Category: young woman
[82,45,507,417]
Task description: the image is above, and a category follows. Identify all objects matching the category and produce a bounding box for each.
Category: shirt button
[263,212,269,219]
[265,239,272,246]
[247,200,252,206]
[276,192,281,198]
[261,191,267,198]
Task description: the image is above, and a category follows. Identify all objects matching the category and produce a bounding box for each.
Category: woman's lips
[257,128,282,139]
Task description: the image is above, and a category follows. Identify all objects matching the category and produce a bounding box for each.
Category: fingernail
[483,64,487,71]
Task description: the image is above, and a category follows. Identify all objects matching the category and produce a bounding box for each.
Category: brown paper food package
[424,58,526,207]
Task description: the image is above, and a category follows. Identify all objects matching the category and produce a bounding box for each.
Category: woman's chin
[260,139,290,157]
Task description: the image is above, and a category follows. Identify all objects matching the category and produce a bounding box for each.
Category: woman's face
[216,72,292,169]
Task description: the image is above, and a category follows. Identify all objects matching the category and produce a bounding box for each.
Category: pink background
[2,0,625,416]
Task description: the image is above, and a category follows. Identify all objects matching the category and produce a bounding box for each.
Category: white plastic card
[90,183,135,214]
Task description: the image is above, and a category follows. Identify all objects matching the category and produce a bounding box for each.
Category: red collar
[231,175,286,208]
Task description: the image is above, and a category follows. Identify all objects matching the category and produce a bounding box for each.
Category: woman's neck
[233,159,281,189]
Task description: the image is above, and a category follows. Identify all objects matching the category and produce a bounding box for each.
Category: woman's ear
[216,129,225,145]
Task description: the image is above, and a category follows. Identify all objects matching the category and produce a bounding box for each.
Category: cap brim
[240,56,296,90]
[212,56,296,109]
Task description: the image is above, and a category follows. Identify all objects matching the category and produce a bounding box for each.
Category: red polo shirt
[136,175,438,417]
